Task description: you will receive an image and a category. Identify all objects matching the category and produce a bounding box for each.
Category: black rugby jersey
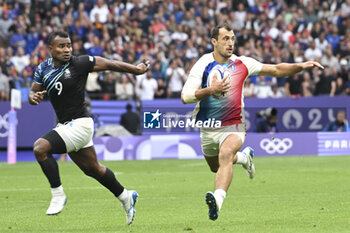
[34,55,95,123]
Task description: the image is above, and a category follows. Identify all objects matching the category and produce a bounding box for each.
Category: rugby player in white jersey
[181,23,323,221]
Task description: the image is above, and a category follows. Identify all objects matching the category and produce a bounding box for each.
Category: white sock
[236,151,248,165]
[214,189,226,211]
[117,188,129,203]
[51,185,65,197]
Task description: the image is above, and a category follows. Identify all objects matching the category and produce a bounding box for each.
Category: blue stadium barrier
[90,100,136,126]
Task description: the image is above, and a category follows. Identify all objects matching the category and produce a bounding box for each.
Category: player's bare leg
[216,134,241,190]
[204,133,255,220]
[69,147,138,225]
[68,147,106,178]
[205,134,242,220]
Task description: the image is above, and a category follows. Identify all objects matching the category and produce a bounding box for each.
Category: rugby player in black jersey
[28,31,150,225]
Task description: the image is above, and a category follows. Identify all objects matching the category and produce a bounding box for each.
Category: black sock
[96,168,124,197]
[38,156,61,188]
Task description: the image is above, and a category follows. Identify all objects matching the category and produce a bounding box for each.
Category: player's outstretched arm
[28,82,46,105]
[93,56,150,75]
[259,61,324,77]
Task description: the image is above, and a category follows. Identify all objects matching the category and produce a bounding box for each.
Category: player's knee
[219,147,235,162]
[82,164,102,178]
[33,139,50,160]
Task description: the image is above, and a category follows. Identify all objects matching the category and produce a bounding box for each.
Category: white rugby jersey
[182,53,263,126]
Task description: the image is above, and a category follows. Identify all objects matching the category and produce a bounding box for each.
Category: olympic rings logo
[260,138,293,154]
[0,113,9,138]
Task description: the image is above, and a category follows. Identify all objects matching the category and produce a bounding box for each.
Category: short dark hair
[47,31,69,45]
[211,23,233,40]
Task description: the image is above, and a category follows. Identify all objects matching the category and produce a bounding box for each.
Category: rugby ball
[207,65,230,98]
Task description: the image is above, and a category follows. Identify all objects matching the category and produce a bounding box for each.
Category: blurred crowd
[0,0,349,102]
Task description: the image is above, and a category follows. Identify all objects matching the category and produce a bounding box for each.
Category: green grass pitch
[1,156,350,233]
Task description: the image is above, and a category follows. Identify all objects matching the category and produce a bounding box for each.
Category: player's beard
[219,50,232,59]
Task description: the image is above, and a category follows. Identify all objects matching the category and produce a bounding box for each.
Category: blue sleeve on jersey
[33,64,43,84]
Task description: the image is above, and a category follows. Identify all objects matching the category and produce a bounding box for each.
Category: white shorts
[200,123,246,157]
[54,117,94,153]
